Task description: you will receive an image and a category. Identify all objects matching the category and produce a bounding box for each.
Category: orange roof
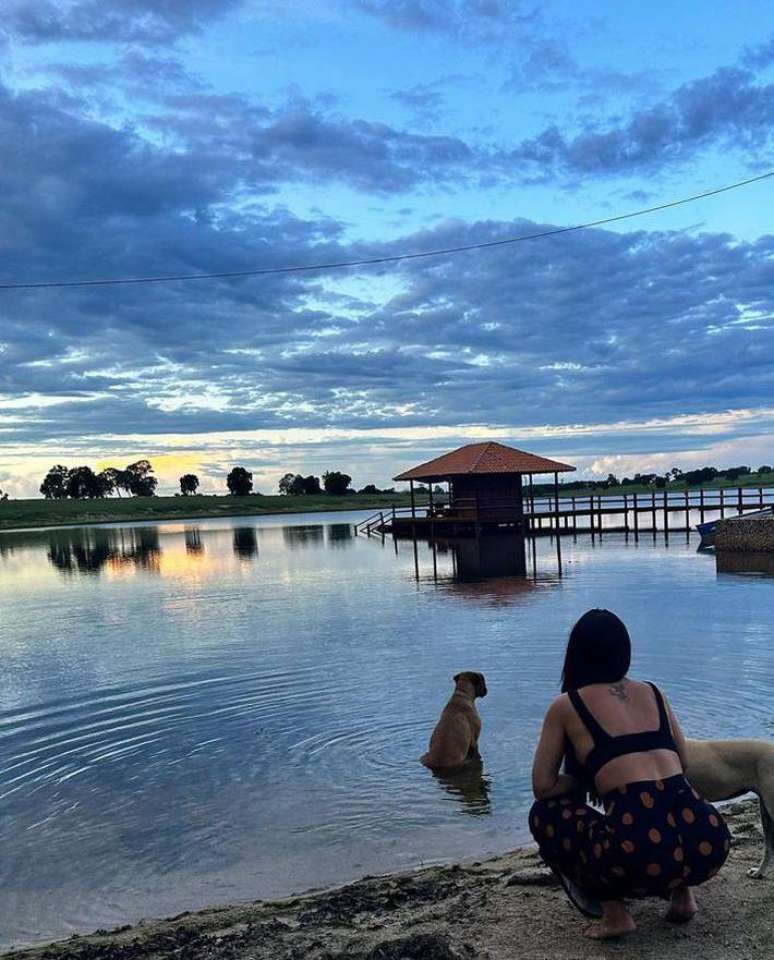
[393,441,576,482]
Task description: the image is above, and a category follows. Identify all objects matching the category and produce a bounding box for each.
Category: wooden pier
[356,486,774,540]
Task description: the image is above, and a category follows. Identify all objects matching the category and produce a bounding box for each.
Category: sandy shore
[4,798,771,960]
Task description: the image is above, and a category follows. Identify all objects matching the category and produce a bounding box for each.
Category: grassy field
[0,492,420,531]
[1,473,772,531]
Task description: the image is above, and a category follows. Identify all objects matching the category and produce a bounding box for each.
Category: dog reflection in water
[432,759,492,815]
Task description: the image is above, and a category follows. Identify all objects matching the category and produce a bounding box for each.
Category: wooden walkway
[355,487,774,540]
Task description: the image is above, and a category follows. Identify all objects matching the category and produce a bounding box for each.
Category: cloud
[507,65,774,177]
[2,0,244,47]
[42,52,206,98]
[347,0,537,40]
[741,32,774,70]
[389,83,446,123]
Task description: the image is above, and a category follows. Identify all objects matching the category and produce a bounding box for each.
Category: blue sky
[0,0,773,495]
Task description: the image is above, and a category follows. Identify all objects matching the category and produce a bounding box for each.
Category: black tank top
[566,681,679,781]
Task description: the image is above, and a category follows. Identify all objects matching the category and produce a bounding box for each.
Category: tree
[227,466,253,496]
[302,474,321,495]
[359,484,380,495]
[758,465,773,474]
[279,472,305,495]
[724,465,751,480]
[180,474,200,496]
[322,470,352,495]
[40,464,70,499]
[124,460,158,497]
[0,488,8,501]
[65,466,106,499]
[605,474,620,488]
[98,467,124,497]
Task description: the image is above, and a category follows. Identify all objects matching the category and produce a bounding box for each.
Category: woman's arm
[664,694,688,770]
[532,696,579,799]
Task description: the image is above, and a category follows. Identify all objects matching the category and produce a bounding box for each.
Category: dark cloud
[142,92,479,194]
[741,32,774,69]
[389,83,446,123]
[346,0,538,40]
[3,0,243,46]
[507,66,774,177]
[43,52,205,98]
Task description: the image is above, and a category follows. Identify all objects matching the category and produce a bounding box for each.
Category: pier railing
[355,486,774,537]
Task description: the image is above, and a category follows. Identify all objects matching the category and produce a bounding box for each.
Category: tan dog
[421,672,487,770]
[686,738,774,879]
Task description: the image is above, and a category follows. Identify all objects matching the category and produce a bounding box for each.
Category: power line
[1,171,771,291]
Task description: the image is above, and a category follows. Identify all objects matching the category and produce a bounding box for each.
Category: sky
[0,0,773,496]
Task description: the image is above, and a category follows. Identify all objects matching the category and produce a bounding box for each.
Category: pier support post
[554,471,562,574]
[738,486,743,515]
[590,494,596,543]
[651,490,657,539]
[663,488,669,542]
[633,492,639,542]
[684,488,690,539]
[720,487,725,518]
[624,493,629,537]
[699,488,705,523]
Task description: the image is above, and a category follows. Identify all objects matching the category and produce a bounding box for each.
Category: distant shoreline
[1,477,773,533]
[0,495,405,534]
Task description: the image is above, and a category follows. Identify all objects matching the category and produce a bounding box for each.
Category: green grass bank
[1,473,772,532]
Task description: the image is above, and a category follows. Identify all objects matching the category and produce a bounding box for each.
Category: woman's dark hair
[561,609,631,692]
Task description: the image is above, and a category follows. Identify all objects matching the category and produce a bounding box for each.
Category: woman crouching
[530,609,730,940]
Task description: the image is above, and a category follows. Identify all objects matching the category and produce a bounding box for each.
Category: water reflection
[445,534,527,581]
[233,527,259,560]
[430,760,491,816]
[185,528,204,555]
[717,551,774,576]
[47,527,161,575]
[327,523,355,548]
[282,524,325,549]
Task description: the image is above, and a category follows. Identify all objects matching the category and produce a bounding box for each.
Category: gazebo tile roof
[393,441,575,481]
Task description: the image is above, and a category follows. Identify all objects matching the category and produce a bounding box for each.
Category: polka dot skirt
[529,774,730,904]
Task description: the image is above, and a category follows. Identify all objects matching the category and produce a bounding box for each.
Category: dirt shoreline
[4,798,771,960]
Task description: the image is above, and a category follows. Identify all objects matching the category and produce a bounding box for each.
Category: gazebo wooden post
[410,480,416,519]
[428,481,435,538]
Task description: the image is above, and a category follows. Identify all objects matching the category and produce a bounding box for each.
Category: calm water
[1,512,773,947]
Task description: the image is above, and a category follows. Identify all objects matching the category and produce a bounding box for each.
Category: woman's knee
[529,798,562,843]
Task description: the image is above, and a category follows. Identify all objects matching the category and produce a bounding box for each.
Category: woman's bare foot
[666,887,698,923]
[583,901,636,940]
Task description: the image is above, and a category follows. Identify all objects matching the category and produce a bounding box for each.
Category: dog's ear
[453,672,461,684]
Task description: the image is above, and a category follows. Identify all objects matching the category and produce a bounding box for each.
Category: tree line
[40,461,158,499]
[36,463,386,500]
[531,464,774,496]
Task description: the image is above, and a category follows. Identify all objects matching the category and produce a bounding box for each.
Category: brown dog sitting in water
[421,672,487,770]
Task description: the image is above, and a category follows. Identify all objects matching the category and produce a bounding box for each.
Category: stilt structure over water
[389,441,576,537]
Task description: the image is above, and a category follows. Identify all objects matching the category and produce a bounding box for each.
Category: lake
[1,511,773,948]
